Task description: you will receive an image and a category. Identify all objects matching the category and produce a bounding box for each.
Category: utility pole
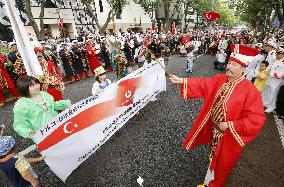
[212,0,214,11]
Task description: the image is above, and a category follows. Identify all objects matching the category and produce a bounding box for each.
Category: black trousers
[276,85,284,116]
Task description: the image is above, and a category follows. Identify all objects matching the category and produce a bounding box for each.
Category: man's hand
[218,122,229,131]
[169,74,183,84]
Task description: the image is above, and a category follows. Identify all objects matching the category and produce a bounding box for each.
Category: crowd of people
[0,27,284,186]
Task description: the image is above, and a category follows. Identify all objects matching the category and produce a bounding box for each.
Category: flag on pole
[57,16,64,28]
[171,22,176,34]
[3,0,43,77]
[203,12,220,23]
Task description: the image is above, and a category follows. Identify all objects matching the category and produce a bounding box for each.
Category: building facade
[0,0,152,41]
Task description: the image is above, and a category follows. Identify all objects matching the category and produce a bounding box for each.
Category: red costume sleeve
[227,88,266,147]
[180,75,223,100]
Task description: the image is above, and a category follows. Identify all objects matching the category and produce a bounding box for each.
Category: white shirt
[92,79,111,95]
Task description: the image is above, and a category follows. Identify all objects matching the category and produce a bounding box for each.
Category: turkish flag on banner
[33,60,166,182]
[203,12,220,23]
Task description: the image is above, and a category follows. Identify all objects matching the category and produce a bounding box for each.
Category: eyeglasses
[37,56,43,59]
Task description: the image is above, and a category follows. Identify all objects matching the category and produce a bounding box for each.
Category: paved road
[0,54,283,187]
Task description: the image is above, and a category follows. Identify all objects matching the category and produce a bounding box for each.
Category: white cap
[266,38,278,49]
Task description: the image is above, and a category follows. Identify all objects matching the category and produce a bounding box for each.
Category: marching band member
[86,39,101,74]
[262,47,284,113]
[59,43,79,82]
[0,53,19,106]
[13,52,26,78]
[71,40,87,79]
[34,47,65,101]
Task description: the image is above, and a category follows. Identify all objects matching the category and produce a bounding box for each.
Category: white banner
[4,0,43,77]
[34,60,166,181]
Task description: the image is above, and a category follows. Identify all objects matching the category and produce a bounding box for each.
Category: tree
[236,0,284,29]
[25,0,45,40]
[215,1,237,26]
[80,0,128,35]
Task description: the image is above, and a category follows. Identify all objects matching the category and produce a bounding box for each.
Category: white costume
[266,50,276,70]
[262,58,284,112]
[244,53,266,81]
[186,51,195,73]
[216,50,227,64]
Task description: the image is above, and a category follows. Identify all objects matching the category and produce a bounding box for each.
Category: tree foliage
[237,0,284,29]
[80,0,128,35]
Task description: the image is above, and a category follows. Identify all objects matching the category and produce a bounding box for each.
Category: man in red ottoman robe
[169,45,266,187]
[0,53,19,106]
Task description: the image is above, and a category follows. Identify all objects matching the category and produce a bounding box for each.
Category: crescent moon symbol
[63,122,79,134]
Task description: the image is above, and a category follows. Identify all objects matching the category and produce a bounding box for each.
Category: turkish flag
[203,12,220,23]
[57,17,64,28]
[37,77,141,152]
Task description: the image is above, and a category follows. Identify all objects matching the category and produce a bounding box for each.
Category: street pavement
[0,54,283,187]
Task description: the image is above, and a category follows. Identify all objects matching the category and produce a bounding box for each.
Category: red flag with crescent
[203,12,220,23]
[57,16,64,28]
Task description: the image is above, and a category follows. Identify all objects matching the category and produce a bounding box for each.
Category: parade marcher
[0,136,45,187]
[71,40,87,79]
[100,39,112,71]
[254,61,269,92]
[59,43,79,82]
[262,47,284,113]
[263,39,277,69]
[6,42,26,77]
[77,42,90,78]
[92,66,111,95]
[110,43,120,70]
[34,47,65,101]
[214,49,227,70]
[123,38,134,63]
[135,42,151,68]
[186,48,195,73]
[7,42,18,64]
[86,39,101,74]
[13,52,26,78]
[0,53,19,106]
[13,76,71,140]
[169,47,266,186]
[113,44,127,79]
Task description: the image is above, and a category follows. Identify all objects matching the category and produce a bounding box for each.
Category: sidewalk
[226,113,284,187]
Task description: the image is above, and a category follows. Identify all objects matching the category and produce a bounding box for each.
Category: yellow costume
[254,70,268,92]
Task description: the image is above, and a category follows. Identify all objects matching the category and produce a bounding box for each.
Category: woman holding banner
[13,75,71,140]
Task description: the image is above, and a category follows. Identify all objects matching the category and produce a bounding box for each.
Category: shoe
[0,102,4,107]
[265,107,275,113]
